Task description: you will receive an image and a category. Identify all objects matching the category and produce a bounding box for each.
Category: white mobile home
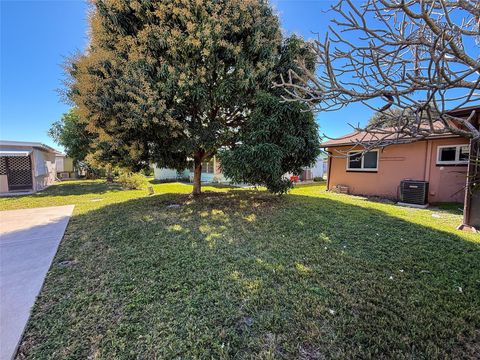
[0,141,58,194]
[153,155,326,183]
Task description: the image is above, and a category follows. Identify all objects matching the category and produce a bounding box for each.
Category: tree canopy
[219,35,320,193]
[68,0,319,194]
[48,108,94,165]
[219,91,320,193]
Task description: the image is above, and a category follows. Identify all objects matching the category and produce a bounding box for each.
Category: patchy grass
[1,180,479,359]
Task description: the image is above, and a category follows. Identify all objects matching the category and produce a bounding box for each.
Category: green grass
[1,180,479,359]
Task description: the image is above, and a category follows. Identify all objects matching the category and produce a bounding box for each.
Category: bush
[313,177,324,182]
[117,173,147,190]
[141,167,154,177]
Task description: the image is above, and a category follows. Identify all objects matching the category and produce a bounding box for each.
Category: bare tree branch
[276,0,480,146]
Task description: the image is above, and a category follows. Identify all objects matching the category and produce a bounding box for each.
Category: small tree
[219,91,320,193]
[69,0,300,196]
[48,108,95,165]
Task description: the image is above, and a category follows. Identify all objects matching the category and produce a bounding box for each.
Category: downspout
[424,140,432,183]
[326,149,332,191]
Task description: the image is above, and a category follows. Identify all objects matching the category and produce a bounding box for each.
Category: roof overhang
[0,140,58,154]
[320,133,462,148]
[0,149,32,157]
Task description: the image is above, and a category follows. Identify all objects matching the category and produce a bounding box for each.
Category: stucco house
[0,140,57,194]
[153,155,326,183]
[322,107,478,205]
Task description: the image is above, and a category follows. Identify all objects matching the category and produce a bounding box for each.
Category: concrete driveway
[0,205,74,360]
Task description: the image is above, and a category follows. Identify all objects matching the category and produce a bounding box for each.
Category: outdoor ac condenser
[400,180,429,205]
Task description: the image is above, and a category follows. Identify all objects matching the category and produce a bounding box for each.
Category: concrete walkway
[0,205,74,360]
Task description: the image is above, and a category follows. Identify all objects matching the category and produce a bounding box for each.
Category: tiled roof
[320,107,479,148]
[320,123,454,147]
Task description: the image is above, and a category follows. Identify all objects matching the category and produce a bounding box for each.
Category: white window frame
[346,150,379,172]
[201,159,215,174]
[436,144,469,165]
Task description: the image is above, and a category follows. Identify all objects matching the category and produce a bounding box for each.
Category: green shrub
[117,172,147,190]
[141,167,154,177]
[313,176,324,182]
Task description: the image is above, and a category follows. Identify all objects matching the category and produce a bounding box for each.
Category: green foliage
[48,108,94,164]
[313,176,324,182]
[276,34,316,81]
[117,172,147,190]
[219,36,320,194]
[140,167,153,177]
[68,0,283,185]
[368,109,402,128]
[368,108,441,128]
[219,91,320,194]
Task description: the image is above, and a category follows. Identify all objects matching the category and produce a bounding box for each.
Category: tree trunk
[192,156,202,196]
[106,165,113,183]
[461,139,480,230]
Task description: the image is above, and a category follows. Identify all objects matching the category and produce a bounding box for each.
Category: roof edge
[320,133,462,148]
[0,140,59,153]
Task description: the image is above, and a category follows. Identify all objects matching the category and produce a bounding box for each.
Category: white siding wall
[153,166,190,180]
[55,156,65,172]
[153,167,180,180]
[154,156,326,184]
[154,165,227,183]
[32,149,56,191]
[309,156,327,178]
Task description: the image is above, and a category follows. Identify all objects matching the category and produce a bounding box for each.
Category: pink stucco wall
[327,137,469,203]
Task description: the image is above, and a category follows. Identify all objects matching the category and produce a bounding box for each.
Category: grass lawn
[1,180,479,359]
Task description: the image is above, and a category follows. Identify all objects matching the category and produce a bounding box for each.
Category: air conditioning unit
[400,180,429,205]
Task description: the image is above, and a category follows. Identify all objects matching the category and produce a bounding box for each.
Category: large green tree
[69,0,318,195]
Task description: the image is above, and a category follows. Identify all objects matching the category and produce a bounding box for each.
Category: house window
[191,159,215,173]
[202,159,215,174]
[347,150,378,171]
[437,145,469,165]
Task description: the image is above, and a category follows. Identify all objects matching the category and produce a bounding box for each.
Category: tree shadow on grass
[430,202,465,216]
[16,190,480,360]
[42,181,122,196]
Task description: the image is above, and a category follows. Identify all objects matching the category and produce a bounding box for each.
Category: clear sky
[1,0,371,150]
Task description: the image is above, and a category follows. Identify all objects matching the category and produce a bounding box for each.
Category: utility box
[400,180,429,205]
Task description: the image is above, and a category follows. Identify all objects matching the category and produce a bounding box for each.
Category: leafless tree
[277,0,480,149]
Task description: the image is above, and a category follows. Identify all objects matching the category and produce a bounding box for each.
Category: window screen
[437,145,469,164]
[439,147,456,162]
[459,146,470,162]
[348,151,378,170]
[348,152,362,169]
[202,159,215,174]
[363,151,378,169]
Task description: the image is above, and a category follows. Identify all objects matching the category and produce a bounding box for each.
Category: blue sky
[1,0,370,150]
